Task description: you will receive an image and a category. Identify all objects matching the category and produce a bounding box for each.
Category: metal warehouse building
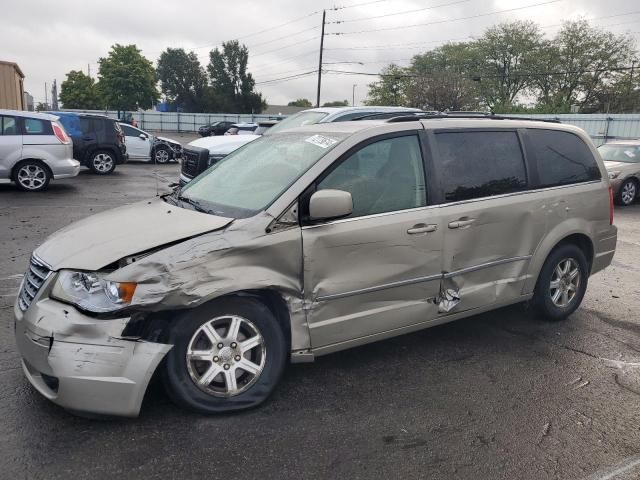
[0,60,25,110]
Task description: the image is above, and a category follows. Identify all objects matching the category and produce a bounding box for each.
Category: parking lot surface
[1,161,640,480]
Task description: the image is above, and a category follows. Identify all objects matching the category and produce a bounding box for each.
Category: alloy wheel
[155,148,170,163]
[186,315,266,397]
[549,258,581,308]
[621,181,636,205]
[17,164,47,190]
[93,153,114,173]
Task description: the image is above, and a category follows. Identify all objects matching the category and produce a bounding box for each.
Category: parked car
[198,121,235,137]
[14,115,616,417]
[224,123,258,135]
[265,106,422,135]
[119,123,182,163]
[179,135,258,186]
[598,140,640,206]
[0,110,79,191]
[52,112,127,175]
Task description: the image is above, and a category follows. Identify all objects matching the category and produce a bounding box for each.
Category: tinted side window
[23,118,52,135]
[79,118,92,135]
[526,129,601,187]
[434,131,527,202]
[318,135,426,218]
[1,116,18,135]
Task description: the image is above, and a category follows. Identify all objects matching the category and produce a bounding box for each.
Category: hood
[35,198,233,271]
[156,136,180,145]
[188,135,259,154]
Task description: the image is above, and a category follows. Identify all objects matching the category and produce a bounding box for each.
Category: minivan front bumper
[14,292,172,417]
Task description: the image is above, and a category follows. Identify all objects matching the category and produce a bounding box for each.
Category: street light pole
[352,84,357,106]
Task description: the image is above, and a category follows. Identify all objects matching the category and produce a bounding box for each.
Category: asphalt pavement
[1,158,640,480]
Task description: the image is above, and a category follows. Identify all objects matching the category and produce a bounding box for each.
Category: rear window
[434,131,527,202]
[266,111,329,134]
[23,118,52,135]
[526,129,601,187]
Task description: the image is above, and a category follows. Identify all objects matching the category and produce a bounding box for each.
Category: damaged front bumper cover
[14,297,171,417]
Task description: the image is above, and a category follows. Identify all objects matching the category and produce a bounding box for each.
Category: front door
[122,125,151,159]
[302,133,445,348]
[431,129,546,313]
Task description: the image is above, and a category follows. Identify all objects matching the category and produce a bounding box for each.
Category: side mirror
[139,133,147,140]
[309,189,353,221]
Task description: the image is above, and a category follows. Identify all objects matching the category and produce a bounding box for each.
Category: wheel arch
[11,158,53,180]
[524,223,596,295]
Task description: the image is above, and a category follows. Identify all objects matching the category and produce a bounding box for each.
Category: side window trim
[299,130,428,226]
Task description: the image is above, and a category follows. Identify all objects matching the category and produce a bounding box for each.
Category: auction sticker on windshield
[305,134,338,149]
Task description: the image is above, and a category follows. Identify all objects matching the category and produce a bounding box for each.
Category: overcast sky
[3,0,638,109]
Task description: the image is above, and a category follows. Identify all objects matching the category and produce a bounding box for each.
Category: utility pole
[88,63,91,78]
[316,10,326,108]
[44,82,48,109]
[51,80,59,110]
[352,84,357,106]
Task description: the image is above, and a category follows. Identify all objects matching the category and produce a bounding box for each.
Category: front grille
[18,256,51,312]
[181,148,201,178]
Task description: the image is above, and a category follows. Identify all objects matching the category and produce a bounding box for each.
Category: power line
[332,0,390,11]
[237,11,322,40]
[328,0,563,35]
[250,50,319,71]
[252,36,320,58]
[324,65,638,79]
[329,0,475,24]
[255,70,318,85]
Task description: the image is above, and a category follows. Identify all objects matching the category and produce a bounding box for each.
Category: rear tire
[616,178,637,206]
[162,297,287,414]
[532,243,588,321]
[89,150,116,175]
[13,160,51,191]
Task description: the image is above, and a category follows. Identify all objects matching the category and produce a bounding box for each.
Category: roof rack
[386,111,560,124]
[351,111,437,121]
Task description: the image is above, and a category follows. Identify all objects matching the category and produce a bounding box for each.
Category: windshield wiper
[177,195,211,214]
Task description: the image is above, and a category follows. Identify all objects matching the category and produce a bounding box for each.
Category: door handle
[407,224,437,234]
[448,218,475,229]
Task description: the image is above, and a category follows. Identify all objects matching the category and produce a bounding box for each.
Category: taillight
[609,185,614,225]
[52,122,70,144]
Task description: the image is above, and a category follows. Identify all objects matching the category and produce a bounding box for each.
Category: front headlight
[51,270,137,313]
[608,171,621,179]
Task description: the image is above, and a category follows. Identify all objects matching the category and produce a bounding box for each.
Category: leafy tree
[59,70,102,109]
[207,40,266,113]
[364,65,410,106]
[322,100,349,107]
[98,44,159,111]
[288,98,313,107]
[408,43,480,111]
[35,102,50,112]
[157,48,207,112]
[473,21,544,109]
[534,20,635,111]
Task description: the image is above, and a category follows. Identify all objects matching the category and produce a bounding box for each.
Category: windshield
[598,144,640,163]
[179,132,346,218]
[266,111,329,134]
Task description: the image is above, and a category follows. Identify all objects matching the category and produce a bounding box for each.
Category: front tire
[162,297,287,414]
[532,243,589,321]
[13,160,51,191]
[154,145,171,164]
[89,150,116,174]
[616,179,637,206]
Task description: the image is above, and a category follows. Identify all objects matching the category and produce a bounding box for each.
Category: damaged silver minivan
[14,115,617,417]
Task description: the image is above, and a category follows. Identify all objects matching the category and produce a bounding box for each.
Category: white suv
[0,110,79,191]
